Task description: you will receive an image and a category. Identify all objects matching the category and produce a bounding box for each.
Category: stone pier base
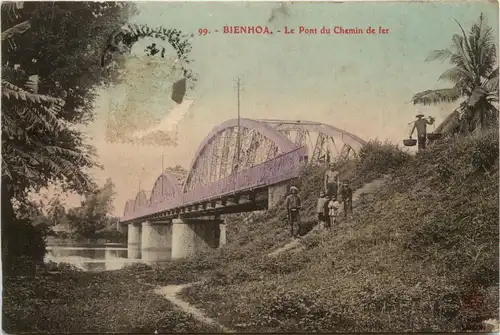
[127,246,141,259]
[141,221,172,264]
[127,223,142,247]
[268,180,290,208]
[171,218,225,259]
[219,223,227,247]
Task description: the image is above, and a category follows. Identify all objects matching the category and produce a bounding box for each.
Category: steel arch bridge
[120,118,366,223]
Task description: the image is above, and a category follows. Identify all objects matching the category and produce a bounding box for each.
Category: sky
[57,1,499,216]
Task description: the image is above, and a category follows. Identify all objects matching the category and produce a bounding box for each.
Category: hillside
[147,130,499,332]
[3,131,498,334]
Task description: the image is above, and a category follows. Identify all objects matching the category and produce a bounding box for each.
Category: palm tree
[1,2,98,199]
[411,13,499,135]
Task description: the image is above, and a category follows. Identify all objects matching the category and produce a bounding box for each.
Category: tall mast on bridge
[236,77,241,165]
[139,167,145,191]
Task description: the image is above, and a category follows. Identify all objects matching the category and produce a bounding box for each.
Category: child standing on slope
[316,191,328,229]
[327,195,341,229]
[340,180,353,218]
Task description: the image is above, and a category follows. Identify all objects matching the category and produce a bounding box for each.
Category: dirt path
[154,283,235,333]
[267,174,391,257]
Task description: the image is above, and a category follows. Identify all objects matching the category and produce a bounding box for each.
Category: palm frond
[483,67,499,93]
[467,86,488,107]
[425,49,453,62]
[470,13,497,78]
[454,18,474,61]
[438,67,472,84]
[2,79,69,135]
[2,80,64,106]
[1,20,30,41]
[1,2,24,11]
[25,75,39,93]
[1,2,24,22]
[412,88,461,106]
[451,34,476,78]
[435,109,461,135]
[426,49,454,63]
[413,14,498,136]
[2,67,40,93]
[3,143,95,193]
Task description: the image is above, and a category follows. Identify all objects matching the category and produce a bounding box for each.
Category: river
[45,238,144,271]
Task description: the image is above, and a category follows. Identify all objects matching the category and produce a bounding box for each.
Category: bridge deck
[120,147,306,223]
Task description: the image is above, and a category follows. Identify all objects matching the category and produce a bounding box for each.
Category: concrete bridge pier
[268,180,290,208]
[127,246,141,259]
[219,222,227,247]
[141,221,172,264]
[171,218,225,259]
[127,222,142,247]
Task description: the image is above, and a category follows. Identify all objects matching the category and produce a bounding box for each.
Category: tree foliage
[412,14,499,136]
[66,178,117,238]
[1,2,136,274]
[1,2,137,200]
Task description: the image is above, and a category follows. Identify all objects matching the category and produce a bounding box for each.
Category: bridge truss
[121,118,366,222]
[257,119,367,164]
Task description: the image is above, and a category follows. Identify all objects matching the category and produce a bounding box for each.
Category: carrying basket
[403,138,417,147]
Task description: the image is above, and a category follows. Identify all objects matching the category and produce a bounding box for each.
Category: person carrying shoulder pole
[410,114,435,151]
[285,186,301,238]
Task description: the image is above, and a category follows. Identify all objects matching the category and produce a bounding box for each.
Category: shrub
[180,131,498,332]
[2,218,47,276]
[355,140,410,183]
[45,261,83,273]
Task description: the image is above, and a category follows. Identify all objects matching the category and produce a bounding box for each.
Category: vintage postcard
[1,0,499,333]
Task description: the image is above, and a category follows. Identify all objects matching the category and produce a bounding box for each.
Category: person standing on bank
[324,162,340,198]
[286,186,302,238]
[316,191,328,229]
[340,180,353,218]
[410,114,435,151]
[327,195,341,229]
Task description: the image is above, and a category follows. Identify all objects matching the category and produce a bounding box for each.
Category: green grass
[2,263,223,333]
[3,131,498,333]
[173,131,499,332]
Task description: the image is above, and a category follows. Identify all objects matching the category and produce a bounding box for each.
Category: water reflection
[127,246,142,260]
[45,240,142,272]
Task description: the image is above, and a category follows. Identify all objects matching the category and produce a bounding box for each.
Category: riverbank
[172,132,499,332]
[2,263,223,333]
[3,133,498,333]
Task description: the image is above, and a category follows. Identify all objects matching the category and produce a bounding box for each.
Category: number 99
[198,28,208,36]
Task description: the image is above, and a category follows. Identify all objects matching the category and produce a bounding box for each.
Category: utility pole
[139,167,145,191]
[236,77,241,165]
[161,155,164,192]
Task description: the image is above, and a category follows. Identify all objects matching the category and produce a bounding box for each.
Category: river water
[45,239,145,271]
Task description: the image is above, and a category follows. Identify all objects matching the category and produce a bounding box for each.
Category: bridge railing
[121,147,307,222]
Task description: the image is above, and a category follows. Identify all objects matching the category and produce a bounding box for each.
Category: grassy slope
[2,264,224,333]
[3,132,497,333]
[173,131,499,332]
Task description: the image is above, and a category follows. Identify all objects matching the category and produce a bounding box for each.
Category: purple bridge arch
[120,118,366,224]
[120,118,366,260]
